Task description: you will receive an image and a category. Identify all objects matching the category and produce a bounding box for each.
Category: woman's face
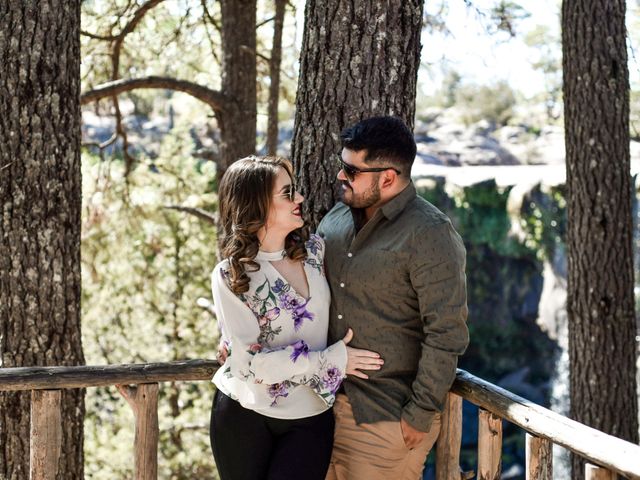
[263,166,304,235]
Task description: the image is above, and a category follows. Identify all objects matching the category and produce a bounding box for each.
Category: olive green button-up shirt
[317,182,469,432]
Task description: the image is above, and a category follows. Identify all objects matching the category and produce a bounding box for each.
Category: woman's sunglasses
[278,183,297,202]
[337,158,401,182]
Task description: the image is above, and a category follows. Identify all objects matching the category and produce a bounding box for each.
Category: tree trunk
[562,1,638,478]
[0,1,85,479]
[266,0,287,156]
[218,0,257,176]
[291,0,424,228]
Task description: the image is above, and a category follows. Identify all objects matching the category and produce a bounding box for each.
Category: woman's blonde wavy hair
[218,155,308,295]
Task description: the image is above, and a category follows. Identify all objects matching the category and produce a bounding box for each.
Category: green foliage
[455,81,517,127]
[81,125,220,479]
[442,70,462,108]
[417,70,460,113]
[451,180,534,258]
[489,1,531,37]
[517,185,566,262]
[415,177,455,212]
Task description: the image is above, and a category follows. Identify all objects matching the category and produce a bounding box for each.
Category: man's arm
[402,220,469,433]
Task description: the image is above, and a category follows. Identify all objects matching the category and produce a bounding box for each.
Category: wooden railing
[1,361,639,480]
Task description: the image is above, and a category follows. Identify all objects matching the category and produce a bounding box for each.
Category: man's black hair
[340,116,416,178]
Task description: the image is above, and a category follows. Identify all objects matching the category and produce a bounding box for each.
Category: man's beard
[339,178,381,209]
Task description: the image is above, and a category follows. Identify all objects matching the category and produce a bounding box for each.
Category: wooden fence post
[30,389,62,480]
[526,433,552,480]
[478,409,502,480]
[436,393,465,480]
[117,383,159,480]
[585,463,616,480]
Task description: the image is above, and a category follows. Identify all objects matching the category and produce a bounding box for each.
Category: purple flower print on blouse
[272,278,287,294]
[322,366,343,395]
[304,234,324,275]
[268,382,290,406]
[292,300,315,331]
[278,292,303,311]
[290,340,310,362]
[305,235,322,256]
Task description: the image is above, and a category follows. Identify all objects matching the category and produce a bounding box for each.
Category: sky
[420,0,560,96]
[419,0,640,96]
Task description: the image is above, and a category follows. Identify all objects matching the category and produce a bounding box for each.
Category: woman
[209,155,383,480]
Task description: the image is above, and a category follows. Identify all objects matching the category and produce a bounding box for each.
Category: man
[317,116,469,480]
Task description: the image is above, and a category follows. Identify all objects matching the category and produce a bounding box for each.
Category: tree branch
[80,30,118,41]
[81,76,228,112]
[200,0,221,65]
[163,205,218,226]
[256,51,270,63]
[256,15,276,29]
[118,0,166,42]
[82,0,165,45]
[105,1,166,175]
[201,0,221,33]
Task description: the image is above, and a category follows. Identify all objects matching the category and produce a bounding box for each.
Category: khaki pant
[326,394,441,480]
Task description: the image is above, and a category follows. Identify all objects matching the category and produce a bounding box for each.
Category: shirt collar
[348,182,417,231]
[379,182,417,221]
[256,249,286,261]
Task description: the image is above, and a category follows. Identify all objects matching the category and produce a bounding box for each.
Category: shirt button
[347,252,353,258]
[340,282,345,288]
[338,314,343,319]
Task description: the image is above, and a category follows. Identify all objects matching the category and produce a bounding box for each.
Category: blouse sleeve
[212,264,347,401]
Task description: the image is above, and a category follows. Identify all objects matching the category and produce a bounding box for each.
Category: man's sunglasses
[337,158,401,182]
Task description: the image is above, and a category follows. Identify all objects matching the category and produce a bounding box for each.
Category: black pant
[210,390,335,480]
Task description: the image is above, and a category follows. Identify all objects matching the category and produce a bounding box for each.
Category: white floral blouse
[211,234,348,419]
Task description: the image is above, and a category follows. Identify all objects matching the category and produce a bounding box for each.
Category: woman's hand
[342,328,384,379]
[216,342,229,365]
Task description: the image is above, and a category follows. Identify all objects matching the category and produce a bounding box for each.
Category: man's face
[337,148,382,209]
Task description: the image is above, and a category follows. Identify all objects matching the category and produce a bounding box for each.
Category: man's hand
[400,417,426,449]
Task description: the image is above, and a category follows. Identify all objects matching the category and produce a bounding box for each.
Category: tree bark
[218,0,257,176]
[562,1,638,478]
[291,0,424,228]
[0,1,86,478]
[266,0,287,156]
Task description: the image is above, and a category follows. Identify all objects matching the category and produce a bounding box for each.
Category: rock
[496,125,530,142]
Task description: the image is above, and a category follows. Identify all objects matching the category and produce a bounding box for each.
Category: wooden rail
[1,363,639,480]
[0,359,216,390]
[450,370,640,479]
